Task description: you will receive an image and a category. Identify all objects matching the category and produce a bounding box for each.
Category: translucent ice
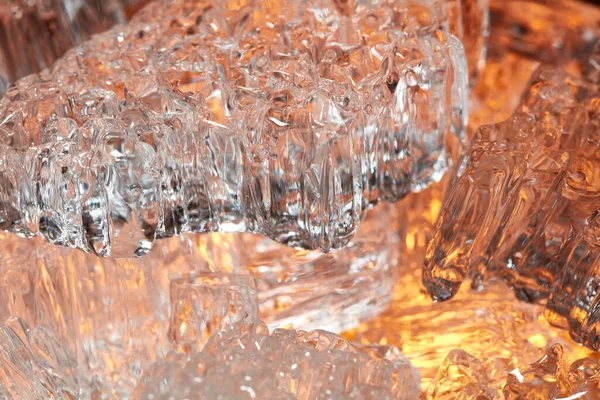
[134,321,421,400]
[502,344,571,400]
[0,0,469,257]
[0,0,124,93]
[0,235,261,398]
[427,344,600,399]
[490,0,600,64]
[346,176,597,389]
[424,43,600,349]
[0,318,77,399]
[426,349,499,399]
[0,257,420,398]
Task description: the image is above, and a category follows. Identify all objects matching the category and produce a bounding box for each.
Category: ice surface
[0,258,419,399]
[0,0,124,93]
[428,344,600,399]
[134,322,421,399]
[0,318,77,399]
[423,42,600,349]
[0,235,261,398]
[0,0,469,257]
[345,46,600,390]
[490,0,600,64]
[251,203,400,332]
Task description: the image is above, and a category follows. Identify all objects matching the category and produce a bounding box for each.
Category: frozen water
[0,0,469,257]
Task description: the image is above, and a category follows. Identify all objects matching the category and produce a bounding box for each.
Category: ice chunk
[133,321,421,400]
[0,0,469,256]
[347,161,596,389]
[426,349,498,399]
[168,274,258,354]
[503,344,571,400]
[0,253,417,398]
[427,345,600,400]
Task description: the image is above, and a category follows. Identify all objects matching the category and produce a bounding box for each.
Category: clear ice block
[0,0,469,257]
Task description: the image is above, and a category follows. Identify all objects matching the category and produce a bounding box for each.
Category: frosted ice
[0,0,469,257]
[134,322,421,399]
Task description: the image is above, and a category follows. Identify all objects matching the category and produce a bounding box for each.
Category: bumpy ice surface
[0,0,468,257]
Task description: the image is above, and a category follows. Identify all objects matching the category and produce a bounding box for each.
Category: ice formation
[0,0,124,92]
[0,266,421,399]
[424,43,600,349]
[428,344,600,399]
[0,0,469,257]
[134,321,421,399]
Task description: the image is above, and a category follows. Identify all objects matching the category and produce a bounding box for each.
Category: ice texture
[0,317,78,399]
[0,0,469,257]
[490,0,600,64]
[134,322,421,399]
[347,43,600,389]
[0,255,420,399]
[423,43,600,349]
[0,193,400,397]
[251,203,400,332]
[0,235,261,398]
[427,345,600,399]
[0,0,124,93]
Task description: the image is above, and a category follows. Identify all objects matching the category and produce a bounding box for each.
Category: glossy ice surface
[0,0,470,257]
[423,40,600,351]
[345,43,600,399]
[5,0,600,399]
[345,177,598,392]
[0,198,402,396]
[428,344,600,399]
